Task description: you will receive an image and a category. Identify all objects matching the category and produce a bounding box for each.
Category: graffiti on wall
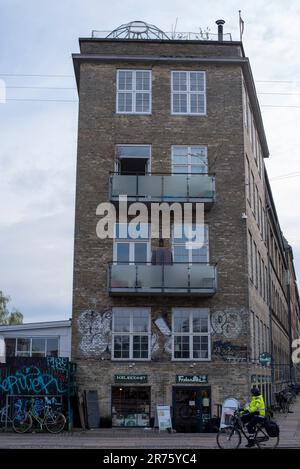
[152,316,172,359]
[77,309,112,357]
[0,363,69,395]
[212,340,248,362]
[211,309,244,339]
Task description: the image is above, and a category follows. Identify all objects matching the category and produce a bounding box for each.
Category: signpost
[156,405,172,431]
[220,398,240,429]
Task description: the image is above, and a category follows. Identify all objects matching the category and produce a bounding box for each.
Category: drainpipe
[216,19,225,42]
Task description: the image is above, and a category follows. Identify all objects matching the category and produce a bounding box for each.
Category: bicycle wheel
[255,428,279,449]
[216,427,242,449]
[44,411,66,433]
[12,412,32,433]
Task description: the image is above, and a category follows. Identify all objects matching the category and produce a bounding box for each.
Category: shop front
[172,375,211,433]
[111,374,150,427]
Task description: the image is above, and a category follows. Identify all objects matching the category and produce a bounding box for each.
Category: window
[250,311,255,361]
[16,338,30,357]
[5,337,59,358]
[4,338,16,357]
[114,223,150,264]
[251,172,255,211]
[111,386,150,427]
[115,145,151,175]
[172,308,210,360]
[255,186,259,221]
[243,84,249,131]
[253,242,257,288]
[117,70,151,114]
[172,145,208,174]
[171,71,206,115]
[248,231,253,281]
[112,308,150,360]
[172,224,209,264]
[258,252,262,296]
[32,338,46,357]
[245,155,250,202]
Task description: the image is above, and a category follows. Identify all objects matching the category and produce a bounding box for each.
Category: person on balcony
[151,238,173,265]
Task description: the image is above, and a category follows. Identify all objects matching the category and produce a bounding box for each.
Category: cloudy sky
[0,0,300,322]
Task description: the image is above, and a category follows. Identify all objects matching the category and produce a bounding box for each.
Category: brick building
[71,20,298,431]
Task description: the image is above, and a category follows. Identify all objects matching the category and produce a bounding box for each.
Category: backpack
[264,420,280,437]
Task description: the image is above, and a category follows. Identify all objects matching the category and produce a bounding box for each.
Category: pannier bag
[264,420,280,437]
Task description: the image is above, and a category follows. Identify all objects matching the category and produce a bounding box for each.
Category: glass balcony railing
[108,263,217,296]
[109,173,215,206]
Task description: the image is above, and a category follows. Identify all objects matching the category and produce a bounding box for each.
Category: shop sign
[176,375,208,384]
[114,374,148,384]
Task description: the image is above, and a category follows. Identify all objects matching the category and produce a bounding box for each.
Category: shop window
[111,386,151,427]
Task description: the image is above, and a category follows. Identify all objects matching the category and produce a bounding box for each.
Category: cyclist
[240,387,266,447]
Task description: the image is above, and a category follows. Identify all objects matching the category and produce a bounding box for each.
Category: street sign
[259,352,272,367]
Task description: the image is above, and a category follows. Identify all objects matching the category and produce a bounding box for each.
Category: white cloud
[1,0,300,320]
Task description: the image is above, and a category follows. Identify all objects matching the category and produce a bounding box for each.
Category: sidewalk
[0,398,300,449]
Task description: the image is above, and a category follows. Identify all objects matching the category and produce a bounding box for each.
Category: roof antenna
[172,17,178,39]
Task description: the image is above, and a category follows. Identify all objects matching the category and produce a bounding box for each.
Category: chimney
[216,19,225,41]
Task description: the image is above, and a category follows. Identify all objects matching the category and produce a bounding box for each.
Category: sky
[0,0,300,322]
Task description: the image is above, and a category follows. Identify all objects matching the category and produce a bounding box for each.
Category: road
[0,398,299,449]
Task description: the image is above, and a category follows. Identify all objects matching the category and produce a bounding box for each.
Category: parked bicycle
[12,397,66,434]
[216,409,279,449]
[0,400,23,430]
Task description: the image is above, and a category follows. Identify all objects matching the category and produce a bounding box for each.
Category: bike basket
[264,420,279,437]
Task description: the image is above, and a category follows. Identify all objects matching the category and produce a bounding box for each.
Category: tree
[0,291,23,324]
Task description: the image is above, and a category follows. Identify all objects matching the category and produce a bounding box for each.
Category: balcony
[108,263,217,296]
[109,173,215,209]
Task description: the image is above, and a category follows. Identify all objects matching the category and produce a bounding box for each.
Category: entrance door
[172,387,211,433]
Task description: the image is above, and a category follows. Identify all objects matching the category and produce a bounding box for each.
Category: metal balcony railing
[109,173,215,207]
[108,262,217,296]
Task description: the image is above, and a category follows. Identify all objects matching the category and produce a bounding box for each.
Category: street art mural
[77,309,112,357]
[211,309,244,339]
[212,340,248,362]
[0,357,74,427]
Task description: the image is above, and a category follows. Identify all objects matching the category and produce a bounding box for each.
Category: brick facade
[71,29,295,429]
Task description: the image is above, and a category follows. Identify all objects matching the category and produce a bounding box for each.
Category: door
[172,386,211,433]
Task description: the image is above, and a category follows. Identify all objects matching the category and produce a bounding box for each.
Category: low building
[0,320,71,361]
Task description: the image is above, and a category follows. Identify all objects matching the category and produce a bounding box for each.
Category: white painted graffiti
[211,309,244,339]
[77,309,112,357]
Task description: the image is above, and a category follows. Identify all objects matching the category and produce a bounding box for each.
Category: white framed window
[113,223,151,264]
[5,337,59,358]
[112,308,151,360]
[172,224,209,264]
[172,308,211,360]
[171,71,206,115]
[116,70,151,114]
[171,145,208,174]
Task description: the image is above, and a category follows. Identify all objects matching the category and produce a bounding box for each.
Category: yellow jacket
[245,394,265,416]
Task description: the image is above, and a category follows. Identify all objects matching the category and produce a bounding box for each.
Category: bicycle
[0,400,23,430]
[216,410,279,449]
[12,397,66,434]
